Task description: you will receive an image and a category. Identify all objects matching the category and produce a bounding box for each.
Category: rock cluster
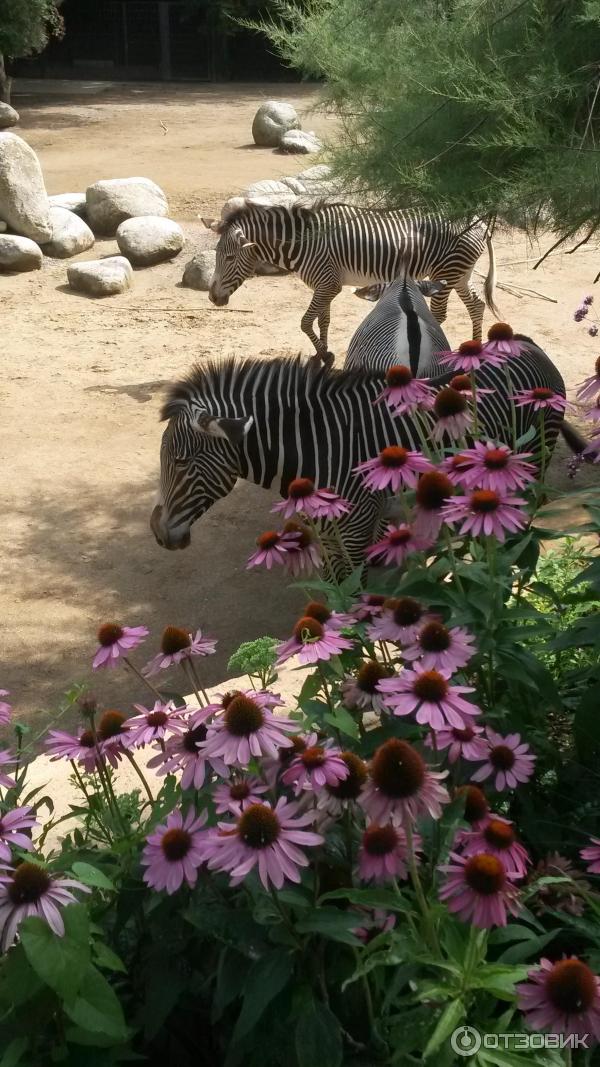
[251,101,322,155]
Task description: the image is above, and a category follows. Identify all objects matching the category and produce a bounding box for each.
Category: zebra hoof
[323,351,335,369]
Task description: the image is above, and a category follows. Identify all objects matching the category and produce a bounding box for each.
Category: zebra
[202,202,498,362]
[150,351,565,571]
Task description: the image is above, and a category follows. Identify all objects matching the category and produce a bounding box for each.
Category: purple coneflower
[96,710,132,762]
[455,783,490,827]
[358,824,417,884]
[276,616,353,666]
[449,373,495,402]
[402,620,477,672]
[442,489,527,542]
[517,957,600,1041]
[438,851,521,928]
[341,660,394,715]
[482,322,523,360]
[359,738,449,826]
[317,751,367,814]
[311,487,352,520]
[0,863,89,948]
[511,387,568,413]
[365,523,428,566]
[0,691,11,727]
[353,909,396,943]
[204,798,323,890]
[413,470,454,541]
[378,664,480,731]
[459,815,530,878]
[300,600,355,632]
[471,728,536,791]
[281,732,349,793]
[584,404,600,424]
[272,479,351,521]
[202,692,298,767]
[350,593,388,622]
[425,722,487,764]
[213,776,269,814]
[141,808,207,894]
[577,356,600,403]
[440,339,504,372]
[143,625,216,677]
[92,622,148,670]
[367,596,427,644]
[147,708,222,789]
[246,529,299,570]
[0,807,37,862]
[456,441,536,493]
[374,364,435,415]
[44,727,108,773]
[127,701,185,748]
[0,750,16,790]
[354,446,431,492]
[580,837,600,875]
[431,387,473,442]
[280,520,323,576]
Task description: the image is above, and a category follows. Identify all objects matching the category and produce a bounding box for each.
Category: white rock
[0,103,19,130]
[86,177,168,236]
[278,129,322,155]
[0,132,51,242]
[0,220,6,233]
[42,206,95,259]
[48,192,87,217]
[182,249,216,291]
[116,215,184,266]
[0,234,42,272]
[252,101,300,148]
[67,256,133,297]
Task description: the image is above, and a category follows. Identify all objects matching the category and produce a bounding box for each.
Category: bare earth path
[1,81,598,724]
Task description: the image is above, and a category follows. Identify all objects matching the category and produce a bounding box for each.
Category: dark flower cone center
[459,340,483,355]
[464,853,505,895]
[357,660,390,694]
[380,446,409,468]
[450,374,473,392]
[97,622,124,647]
[293,616,324,642]
[387,596,423,628]
[386,364,413,387]
[98,710,127,740]
[279,735,307,764]
[238,804,280,848]
[229,781,251,801]
[79,730,96,748]
[471,489,501,514]
[484,819,516,849]
[304,601,332,625]
[452,726,475,742]
[595,355,600,377]
[257,530,280,550]
[419,621,451,653]
[546,959,597,1014]
[456,785,489,824]
[449,452,471,470]
[413,669,449,702]
[532,387,554,401]
[488,322,514,341]
[224,696,265,737]
[301,745,326,769]
[161,626,191,655]
[490,744,516,771]
[416,471,453,510]
[483,448,509,469]
[183,724,207,751]
[363,824,399,856]
[221,691,243,710]
[288,477,315,500]
[371,739,425,798]
[328,752,367,799]
[161,827,191,862]
[147,710,168,728]
[389,527,412,546]
[8,862,51,905]
[283,520,312,549]
[434,387,467,418]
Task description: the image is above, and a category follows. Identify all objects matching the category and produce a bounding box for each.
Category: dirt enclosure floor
[1,80,599,726]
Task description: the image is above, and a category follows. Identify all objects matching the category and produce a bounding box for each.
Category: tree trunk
[0,54,12,105]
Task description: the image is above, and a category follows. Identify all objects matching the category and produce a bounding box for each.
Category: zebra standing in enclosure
[150,352,566,572]
[202,202,498,361]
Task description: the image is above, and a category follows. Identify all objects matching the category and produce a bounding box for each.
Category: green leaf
[295,1001,342,1067]
[574,681,600,765]
[319,887,412,912]
[64,964,128,1040]
[423,998,465,1059]
[0,1038,28,1067]
[20,903,90,1001]
[72,862,115,891]
[324,706,360,739]
[0,941,43,1008]
[232,949,293,1043]
[296,908,361,945]
[92,941,126,973]
[473,963,529,1000]
[213,949,250,1022]
[498,930,557,964]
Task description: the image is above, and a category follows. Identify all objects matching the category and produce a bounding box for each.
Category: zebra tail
[560,419,595,460]
[483,233,500,318]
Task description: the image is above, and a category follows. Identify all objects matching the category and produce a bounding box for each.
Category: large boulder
[252,101,300,148]
[278,129,322,155]
[0,132,52,242]
[182,249,216,291]
[116,215,184,266]
[42,206,95,259]
[67,256,133,297]
[49,192,87,217]
[85,177,168,236]
[0,234,43,272]
[0,220,6,233]
[0,103,19,130]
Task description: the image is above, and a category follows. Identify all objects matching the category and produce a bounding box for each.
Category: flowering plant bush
[2,330,600,1066]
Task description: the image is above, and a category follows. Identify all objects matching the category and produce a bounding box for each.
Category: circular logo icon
[451,1025,482,1057]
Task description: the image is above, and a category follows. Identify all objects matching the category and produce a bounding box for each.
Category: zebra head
[205,218,260,307]
[151,391,253,550]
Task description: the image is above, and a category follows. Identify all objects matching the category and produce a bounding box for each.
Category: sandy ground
[1,80,599,728]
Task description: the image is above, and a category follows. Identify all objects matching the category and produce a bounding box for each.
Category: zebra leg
[300,284,341,364]
[325,492,384,578]
[318,285,341,368]
[429,284,451,328]
[454,274,486,341]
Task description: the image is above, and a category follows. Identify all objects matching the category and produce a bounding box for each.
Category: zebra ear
[195,413,254,445]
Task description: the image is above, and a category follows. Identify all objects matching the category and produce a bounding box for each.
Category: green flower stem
[317,664,342,745]
[404,817,440,955]
[413,408,441,463]
[96,757,128,835]
[539,409,547,487]
[123,656,164,703]
[305,516,340,588]
[188,658,212,705]
[469,372,479,436]
[68,761,113,843]
[330,516,355,575]
[442,528,466,595]
[269,888,304,950]
[124,750,155,806]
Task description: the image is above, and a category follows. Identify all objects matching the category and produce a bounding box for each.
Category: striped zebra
[150,351,565,571]
[203,202,498,361]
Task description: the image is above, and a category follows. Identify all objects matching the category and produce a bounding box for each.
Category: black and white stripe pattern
[207,203,497,357]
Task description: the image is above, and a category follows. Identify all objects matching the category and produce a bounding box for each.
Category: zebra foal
[203,202,498,361]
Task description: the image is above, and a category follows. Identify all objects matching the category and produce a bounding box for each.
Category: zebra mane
[216,198,352,232]
[160,355,386,422]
